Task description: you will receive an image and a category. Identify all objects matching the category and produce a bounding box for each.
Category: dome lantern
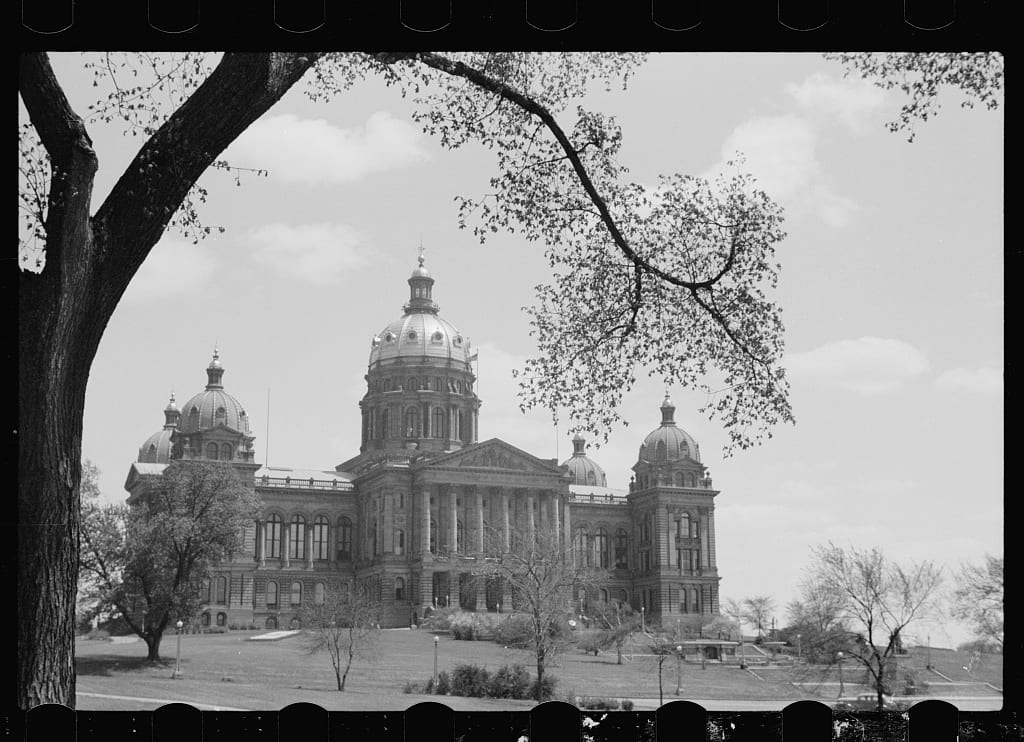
[163,391,180,429]
[206,347,225,390]
[404,251,439,315]
[660,393,676,426]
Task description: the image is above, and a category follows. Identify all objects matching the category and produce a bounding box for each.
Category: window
[679,586,688,614]
[314,582,326,605]
[614,529,629,569]
[265,514,283,558]
[430,519,437,554]
[291,581,302,606]
[312,516,329,560]
[395,577,405,601]
[201,612,211,627]
[600,588,609,603]
[290,515,306,560]
[690,518,699,540]
[336,517,352,561]
[681,550,693,574]
[201,578,211,603]
[206,442,219,460]
[678,513,690,539]
[216,612,227,627]
[675,471,685,487]
[215,576,227,604]
[265,616,278,629]
[432,407,445,437]
[642,514,652,542]
[595,528,609,569]
[266,580,278,609]
[394,528,405,555]
[220,443,232,461]
[381,409,390,438]
[691,588,700,614]
[405,406,419,437]
[573,526,587,559]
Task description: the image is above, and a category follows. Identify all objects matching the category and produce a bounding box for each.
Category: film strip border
[17,699,1020,741]
[18,0,1007,47]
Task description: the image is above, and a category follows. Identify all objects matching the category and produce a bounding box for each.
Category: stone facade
[125,257,722,630]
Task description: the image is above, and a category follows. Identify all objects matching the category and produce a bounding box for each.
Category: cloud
[248,222,370,285]
[121,237,218,301]
[934,366,1003,396]
[785,73,886,133]
[224,112,429,185]
[785,337,930,395]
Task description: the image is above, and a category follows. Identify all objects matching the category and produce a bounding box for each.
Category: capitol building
[125,256,722,630]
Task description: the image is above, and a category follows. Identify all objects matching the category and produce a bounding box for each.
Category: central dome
[178,349,252,435]
[637,394,701,463]
[368,254,473,367]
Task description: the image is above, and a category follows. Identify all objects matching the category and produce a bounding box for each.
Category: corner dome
[368,253,473,367]
[561,434,608,486]
[178,350,252,435]
[138,391,179,463]
[637,394,701,464]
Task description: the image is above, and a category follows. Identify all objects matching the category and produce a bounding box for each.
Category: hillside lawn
[75,628,806,711]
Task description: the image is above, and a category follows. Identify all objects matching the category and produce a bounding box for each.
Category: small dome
[178,351,251,435]
[561,434,607,487]
[138,428,174,463]
[638,394,701,463]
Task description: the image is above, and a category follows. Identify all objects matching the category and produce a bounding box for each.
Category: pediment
[425,438,562,474]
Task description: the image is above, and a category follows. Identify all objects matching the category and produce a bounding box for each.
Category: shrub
[620,699,634,711]
[450,613,476,641]
[450,663,491,697]
[436,670,451,695]
[488,663,532,699]
[402,680,422,694]
[580,696,620,710]
[494,614,535,648]
[576,630,605,656]
[203,626,229,634]
[85,628,111,641]
[528,674,557,701]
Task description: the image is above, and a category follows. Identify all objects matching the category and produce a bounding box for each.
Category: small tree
[741,595,776,641]
[804,543,943,711]
[79,461,259,661]
[296,580,382,691]
[647,636,677,706]
[590,599,641,664]
[951,554,1003,652]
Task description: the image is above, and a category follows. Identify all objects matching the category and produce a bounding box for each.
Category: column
[256,520,266,567]
[551,492,561,548]
[475,488,484,552]
[420,487,432,555]
[305,523,314,569]
[699,507,711,571]
[538,490,547,533]
[707,508,717,569]
[563,498,572,562]
[500,489,510,551]
[448,487,458,554]
[282,523,291,568]
[526,491,536,545]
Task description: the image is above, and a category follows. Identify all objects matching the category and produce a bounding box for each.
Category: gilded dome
[637,394,701,463]
[561,433,607,486]
[178,350,252,435]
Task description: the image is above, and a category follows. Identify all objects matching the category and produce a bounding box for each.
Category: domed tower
[359,253,481,456]
[628,393,719,621]
[561,434,607,487]
[137,392,180,464]
[171,349,257,466]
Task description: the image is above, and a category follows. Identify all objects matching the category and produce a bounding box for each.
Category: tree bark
[145,633,163,662]
[18,51,322,709]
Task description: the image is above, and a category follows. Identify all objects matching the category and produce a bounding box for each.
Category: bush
[450,663,491,697]
[494,614,535,648]
[402,680,423,694]
[85,628,111,641]
[488,663,532,699]
[576,630,605,656]
[450,613,476,641]
[436,670,451,695]
[580,696,619,710]
[202,626,229,634]
[528,674,557,701]
[620,699,634,711]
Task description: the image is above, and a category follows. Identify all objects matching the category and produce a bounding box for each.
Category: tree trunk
[145,632,164,662]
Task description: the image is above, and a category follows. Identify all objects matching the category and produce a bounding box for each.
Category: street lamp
[641,606,645,632]
[675,645,683,696]
[837,651,844,698]
[172,620,184,678]
[433,635,439,693]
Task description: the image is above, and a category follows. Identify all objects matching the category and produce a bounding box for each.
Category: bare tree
[741,595,776,640]
[951,554,1003,652]
[590,599,641,664]
[296,580,382,691]
[805,543,943,710]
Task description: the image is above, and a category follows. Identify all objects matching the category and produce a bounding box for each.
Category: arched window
[266,580,278,609]
[216,612,227,627]
[679,586,688,614]
[456,519,464,553]
[614,529,629,569]
[201,611,211,627]
[265,616,278,629]
[315,582,326,605]
[430,519,438,554]
[336,517,353,561]
[395,577,406,601]
[206,442,219,460]
[381,409,390,438]
[220,443,232,461]
[679,513,690,539]
[691,588,700,613]
[312,515,329,560]
[573,526,587,558]
[405,406,419,438]
[435,377,443,393]
[595,528,609,569]
[291,581,302,606]
[675,471,685,487]
[215,575,227,604]
[265,514,283,558]
[394,528,405,555]
[432,407,445,438]
[188,407,199,427]
[147,444,157,460]
[656,440,667,461]
[289,515,306,560]
[201,578,211,603]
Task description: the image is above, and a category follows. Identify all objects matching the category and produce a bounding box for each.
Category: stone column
[500,489,510,551]
[282,523,291,568]
[305,523,314,569]
[538,490,547,533]
[448,487,458,554]
[475,488,484,552]
[563,498,572,562]
[526,491,536,545]
[420,487,432,555]
[551,492,561,548]
[699,507,711,571]
[707,508,717,569]
[256,520,266,567]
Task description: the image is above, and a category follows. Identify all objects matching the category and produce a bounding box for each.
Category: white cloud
[934,366,1003,396]
[249,222,370,285]
[785,337,930,395]
[224,112,429,185]
[121,237,218,301]
[785,73,886,133]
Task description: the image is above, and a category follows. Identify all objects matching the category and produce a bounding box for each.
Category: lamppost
[675,645,683,696]
[641,606,645,632]
[837,651,844,698]
[433,635,439,693]
[172,620,184,678]
[797,634,802,663]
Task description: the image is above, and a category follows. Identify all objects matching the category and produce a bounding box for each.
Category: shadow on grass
[76,653,172,677]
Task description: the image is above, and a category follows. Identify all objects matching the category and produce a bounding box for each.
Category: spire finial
[417,240,425,267]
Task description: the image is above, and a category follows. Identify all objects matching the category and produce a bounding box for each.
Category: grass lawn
[76,628,807,711]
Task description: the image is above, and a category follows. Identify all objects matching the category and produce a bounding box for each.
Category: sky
[33,53,1002,649]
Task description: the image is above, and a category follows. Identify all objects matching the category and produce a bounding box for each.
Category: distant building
[125,255,722,629]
